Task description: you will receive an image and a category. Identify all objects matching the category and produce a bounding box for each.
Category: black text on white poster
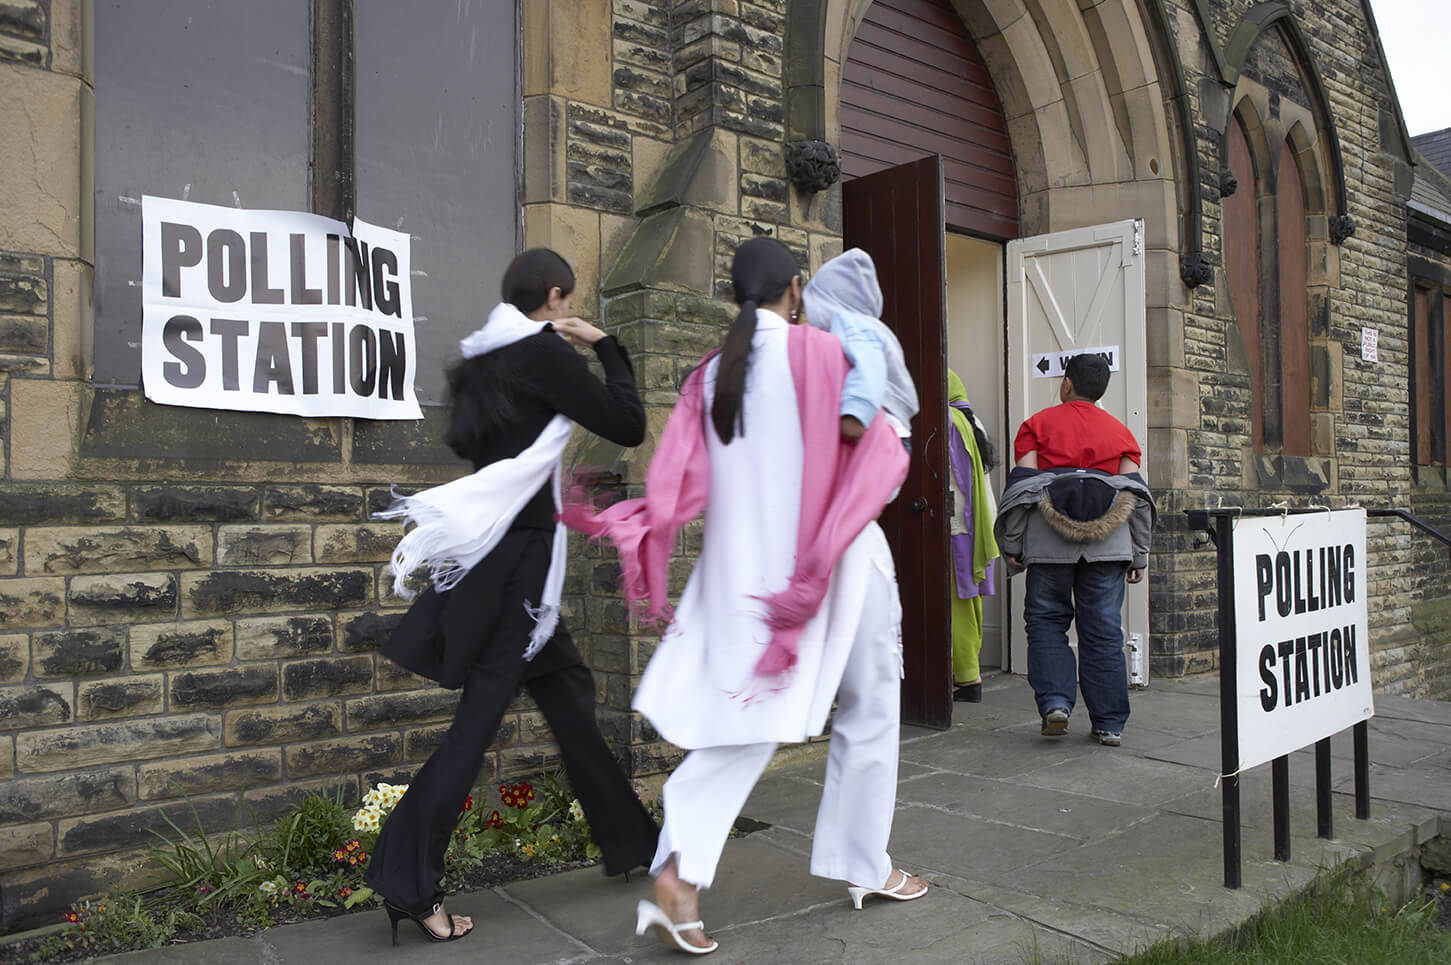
[141,196,422,420]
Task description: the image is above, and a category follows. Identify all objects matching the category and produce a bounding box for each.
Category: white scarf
[377,302,572,661]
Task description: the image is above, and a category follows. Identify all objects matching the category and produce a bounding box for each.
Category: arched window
[1223,114,1263,449]
[1274,139,1311,456]
[1222,105,1317,460]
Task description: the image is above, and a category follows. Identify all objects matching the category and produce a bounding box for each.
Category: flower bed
[10,773,657,964]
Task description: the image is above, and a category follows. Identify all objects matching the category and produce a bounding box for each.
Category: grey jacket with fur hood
[993,467,1155,575]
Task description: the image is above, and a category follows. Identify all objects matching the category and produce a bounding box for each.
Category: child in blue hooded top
[802,249,919,445]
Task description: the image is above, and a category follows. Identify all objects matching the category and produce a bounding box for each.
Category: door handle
[910,498,929,514]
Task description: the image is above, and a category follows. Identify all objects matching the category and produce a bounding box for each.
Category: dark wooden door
[843,155,951,730]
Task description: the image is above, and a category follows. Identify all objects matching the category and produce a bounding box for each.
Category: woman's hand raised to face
[551,317,608,347]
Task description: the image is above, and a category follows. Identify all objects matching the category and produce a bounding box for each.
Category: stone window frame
[1408,254,1451,487]
[1222,78,1341,491]
[76,0,522,472]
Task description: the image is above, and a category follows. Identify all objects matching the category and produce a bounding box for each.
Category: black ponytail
[712,238,800,443]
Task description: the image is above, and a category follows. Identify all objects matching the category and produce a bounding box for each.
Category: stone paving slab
[938,873,1175,958]
[892,769,1161,843]
[1008,751,1209,808]
[1005,811,1358,938]
[502,836,841,958]
[1373,693,1451,726]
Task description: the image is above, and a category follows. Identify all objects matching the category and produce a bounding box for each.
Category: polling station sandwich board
[1231,508,1374,773]
[141,196,423,420]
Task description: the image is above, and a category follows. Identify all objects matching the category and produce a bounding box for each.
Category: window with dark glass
[1410,272,1451,479]
[93,0,519,404]
[1221,109,1313,457]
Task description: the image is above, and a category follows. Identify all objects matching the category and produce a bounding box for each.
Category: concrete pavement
[100,675,1450,964]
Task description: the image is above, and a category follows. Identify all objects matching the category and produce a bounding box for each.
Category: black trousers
[364,529,659,913]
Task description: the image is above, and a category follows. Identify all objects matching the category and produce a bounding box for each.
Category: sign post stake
[1353,721,1370,819]
[1315,738,1333,838]
[1214,512,1242,890]
[1272,756,1290,861]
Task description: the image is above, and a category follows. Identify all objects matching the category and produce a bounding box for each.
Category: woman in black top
[364,249,659,944]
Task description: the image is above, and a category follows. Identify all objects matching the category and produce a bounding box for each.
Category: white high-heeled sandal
[635,899,719,955]
[847,870,929,910]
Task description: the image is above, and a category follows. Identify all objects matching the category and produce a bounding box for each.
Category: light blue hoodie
[803,248,919,435]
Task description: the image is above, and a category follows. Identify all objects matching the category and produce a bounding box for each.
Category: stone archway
[788,0,1190,272]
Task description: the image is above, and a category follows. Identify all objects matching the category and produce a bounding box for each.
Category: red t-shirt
[1014,401,1142,473]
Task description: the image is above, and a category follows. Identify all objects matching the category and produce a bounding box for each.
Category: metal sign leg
[1272,756,1290,861]
[1315,738,1333,839]
[1353,721,1370,819]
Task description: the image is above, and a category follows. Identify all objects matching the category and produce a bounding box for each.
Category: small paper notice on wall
[1361,327,1379,363]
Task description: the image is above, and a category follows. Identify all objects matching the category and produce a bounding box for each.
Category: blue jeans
[1024,561,1130,733]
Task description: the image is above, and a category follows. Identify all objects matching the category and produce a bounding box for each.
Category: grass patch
[1116,871,1451,964]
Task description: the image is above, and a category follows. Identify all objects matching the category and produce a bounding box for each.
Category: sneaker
[1093,730,1122,747]
[1040,707,1070,737]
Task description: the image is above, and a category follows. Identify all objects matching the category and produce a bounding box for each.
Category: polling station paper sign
[1232,508,1373,773]
[141,196,422,420]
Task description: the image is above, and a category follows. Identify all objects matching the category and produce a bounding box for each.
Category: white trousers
[651,550,903,890]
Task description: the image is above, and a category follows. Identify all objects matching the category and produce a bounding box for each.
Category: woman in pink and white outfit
[564,238,929,955]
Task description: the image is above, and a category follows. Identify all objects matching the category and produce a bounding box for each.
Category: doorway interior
[945,233,1009,674]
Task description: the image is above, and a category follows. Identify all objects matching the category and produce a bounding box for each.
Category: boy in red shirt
[996,354,1153,746]
[1013,356,1141,475]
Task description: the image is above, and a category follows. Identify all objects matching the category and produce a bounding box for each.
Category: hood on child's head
[803,248,883,328]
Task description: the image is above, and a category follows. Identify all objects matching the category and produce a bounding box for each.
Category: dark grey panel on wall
[92,0,311,387]
[354,0,519,405]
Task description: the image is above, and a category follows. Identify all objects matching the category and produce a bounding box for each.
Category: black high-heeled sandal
[384,900,472,946]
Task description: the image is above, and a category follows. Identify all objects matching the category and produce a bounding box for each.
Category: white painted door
[1004,219,1148,684]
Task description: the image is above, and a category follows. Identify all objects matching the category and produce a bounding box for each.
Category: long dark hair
[445,248,576,458]
[713,237,800,443]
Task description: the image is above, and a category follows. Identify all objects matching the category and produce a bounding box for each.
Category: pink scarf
[559,324,908,677]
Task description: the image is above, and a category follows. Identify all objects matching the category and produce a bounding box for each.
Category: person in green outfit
[947,369,1000,702]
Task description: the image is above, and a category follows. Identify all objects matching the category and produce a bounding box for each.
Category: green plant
[458,775,603,866]
[33,894,202,961]
[264,785,352,878]
[147,799,265,910]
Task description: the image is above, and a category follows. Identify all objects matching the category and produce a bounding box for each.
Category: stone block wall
[1146,0,1451,687]
[523,0,840,780]
[0,1,601,932]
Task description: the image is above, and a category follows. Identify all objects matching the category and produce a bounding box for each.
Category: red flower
[340,887,352,899]
[333,849,347,862]
[485,809,503,829]
[293,881,308,895]
[461,795,474,812]
[64,911,80,924]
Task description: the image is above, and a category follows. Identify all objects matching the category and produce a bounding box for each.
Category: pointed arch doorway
[839,0,1019,728]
